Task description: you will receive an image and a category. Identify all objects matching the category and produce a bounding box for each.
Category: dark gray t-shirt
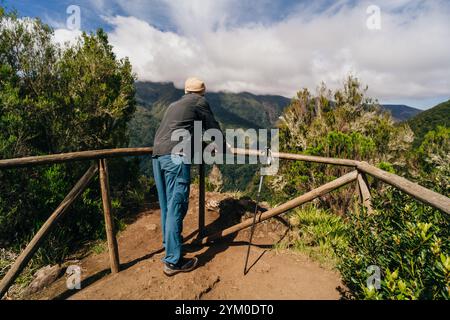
[152,93,222,156]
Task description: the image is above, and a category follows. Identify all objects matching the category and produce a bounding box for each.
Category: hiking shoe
[163,257,198,276]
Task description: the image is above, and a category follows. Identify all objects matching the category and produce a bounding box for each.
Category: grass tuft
[277,205,349,268]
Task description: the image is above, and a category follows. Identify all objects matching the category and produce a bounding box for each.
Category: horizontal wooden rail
[231,148,359,167]
[357,162,450,214]
[201,170,359,244]
[0,147,448,213]
[0,148,153,169]
[233,149,449,214]
[0,147,360,169]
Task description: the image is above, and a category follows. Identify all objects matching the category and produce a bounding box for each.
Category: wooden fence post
[98,159,120,274]
[198,162,206,238]
[0,164,98,299]
[357,172,373,214]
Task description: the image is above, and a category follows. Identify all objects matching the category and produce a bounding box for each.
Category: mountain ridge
[129,81,428,152]
[407,99,450,146]
[128,81,446,190]
[381,104,422,122]
[134,81,424,124]
[134,81,291,129]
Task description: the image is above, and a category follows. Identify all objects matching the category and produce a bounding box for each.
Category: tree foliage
[274,76,449,300]
[410,126,449,195]
[269,76,414,213]
[0,7,140,266]
[407,100,450,147]
[339,189,449,300]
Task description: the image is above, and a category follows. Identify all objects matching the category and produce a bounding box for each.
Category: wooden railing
[0,147,449,298]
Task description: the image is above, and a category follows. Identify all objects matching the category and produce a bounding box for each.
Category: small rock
[146,223,158,231]
[206,200,220,209]
[24,265,62,296]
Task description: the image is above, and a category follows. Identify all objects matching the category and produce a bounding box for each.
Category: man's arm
[195,98,222,131]
[195,98,233,154]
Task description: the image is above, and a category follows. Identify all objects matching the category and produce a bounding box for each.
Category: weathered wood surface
[357,162,450,214]
[0,147,359,169]
[231,148,359,167]
[357,172,373,214]
[99,159,120,274]
[0,148,153,169]
[201,170,358,244]
[0,147,448,213]
[198,163,206,238]
[0,164,98,298]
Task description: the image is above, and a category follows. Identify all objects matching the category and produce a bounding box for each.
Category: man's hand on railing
[207,141,233,155]
[225,141,234,154]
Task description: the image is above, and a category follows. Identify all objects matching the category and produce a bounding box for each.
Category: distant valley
[128,81,424,151]
[127,81,439,190]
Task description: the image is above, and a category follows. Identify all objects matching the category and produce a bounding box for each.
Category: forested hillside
[382,104,422,122]
[407,100,450,146]
[129,82,424,151]
[128,82,291,187]
[129,81,290,147]
[127,82,425,189]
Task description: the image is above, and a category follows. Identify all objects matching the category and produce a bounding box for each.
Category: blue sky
[4,0,450,109]
[5,0,306,32]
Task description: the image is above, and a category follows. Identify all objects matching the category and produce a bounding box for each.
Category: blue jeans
[152,154,191,265]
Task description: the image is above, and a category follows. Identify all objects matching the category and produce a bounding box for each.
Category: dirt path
[33,187,345,300]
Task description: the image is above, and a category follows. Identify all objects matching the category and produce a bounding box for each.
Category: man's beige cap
[185,77,206,93]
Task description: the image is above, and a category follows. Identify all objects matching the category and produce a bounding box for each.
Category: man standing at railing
[152,77,224,276]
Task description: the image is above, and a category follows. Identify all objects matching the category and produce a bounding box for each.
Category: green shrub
[411,126,449,195]
[279,206,349,267]
[335,125,449,300]
[270,76,414,213]
[338,189,449,300]
[0,8,146,270]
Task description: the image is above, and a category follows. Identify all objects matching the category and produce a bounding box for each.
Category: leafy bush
[409,126,449,195]
[407,100,450,147]
[0,7,144,269]
[338,189,449,300]
[270,76,413,213]
[276,78,449,300]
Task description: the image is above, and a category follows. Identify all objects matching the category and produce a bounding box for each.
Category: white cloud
[64,0,450,105]
[52,28,82,46]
